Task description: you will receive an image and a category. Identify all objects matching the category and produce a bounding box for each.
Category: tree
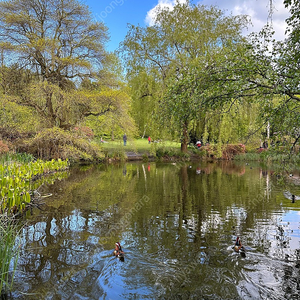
[0,0,109,88]
[0,0,137,137]
[80,54,137,139]
[201,0,300,148]
[128,70,162,138]
[121,1,249,151]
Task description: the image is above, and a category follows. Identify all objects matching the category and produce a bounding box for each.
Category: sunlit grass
[100,138,181,154]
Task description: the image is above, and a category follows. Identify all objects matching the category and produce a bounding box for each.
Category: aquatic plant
[0,159,69,214]
[0,153,34,165]
[0,216,21,296]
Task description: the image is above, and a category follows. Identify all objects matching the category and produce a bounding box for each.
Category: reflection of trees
[13,161,296,299]
[15,164,141,297]
[131,162,284,251]
[129,161,290,297]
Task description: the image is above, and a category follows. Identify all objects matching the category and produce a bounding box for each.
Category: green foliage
[0,0,136,147]
[127,71,162,137]
[0,216,21,295]
[235,151,300,164]
[109,149,127,161]
[121,2,250,151]
[0,0,109,88]
[0,158,68,214]
[155,146,190,160]
[0,96,42,135]
[17,127,103,162]
[84,88,137,140]
[0,152,34,165]
[0,63,33,95]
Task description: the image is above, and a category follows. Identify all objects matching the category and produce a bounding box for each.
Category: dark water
[12,161,300,299]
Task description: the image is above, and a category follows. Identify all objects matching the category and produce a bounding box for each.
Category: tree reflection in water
[12,162,300,299]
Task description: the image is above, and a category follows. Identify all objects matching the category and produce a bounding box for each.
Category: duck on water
[233,237,246,258]
[113,242,125,261]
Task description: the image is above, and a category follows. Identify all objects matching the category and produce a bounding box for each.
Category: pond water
[12,161,300,299]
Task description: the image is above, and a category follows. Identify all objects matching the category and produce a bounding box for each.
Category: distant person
[148,136,151,144]
[196,141,201,149]
[123,133,127,146]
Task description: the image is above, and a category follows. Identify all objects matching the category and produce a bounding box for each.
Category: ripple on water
[96,250,157,299]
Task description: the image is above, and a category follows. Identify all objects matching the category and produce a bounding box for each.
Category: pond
[12,161,300,299]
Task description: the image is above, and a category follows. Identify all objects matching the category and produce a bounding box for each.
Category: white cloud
[145,0,291,40]
[145,0,188,26]
[198,0,290,40]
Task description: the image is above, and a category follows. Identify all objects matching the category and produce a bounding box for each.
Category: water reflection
[12,161,300,299]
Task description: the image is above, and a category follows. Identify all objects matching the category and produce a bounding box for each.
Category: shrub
[155,147,190,161]
[0,141,9,154]
[73,126,94,139]
[199,144,246,160]
[142,153,149,162]
[16,127,103,162]
[222,144,246,160]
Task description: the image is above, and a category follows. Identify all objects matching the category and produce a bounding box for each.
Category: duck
[113,242,125,261]
[233,237,246,257]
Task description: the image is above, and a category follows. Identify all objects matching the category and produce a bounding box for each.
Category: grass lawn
[100,138,181,154]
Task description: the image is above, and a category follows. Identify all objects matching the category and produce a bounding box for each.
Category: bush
[72,126,94,139]
[199,144,246,160]
[155,147,190,161]
[0,152,34,164]
[222,144,246,160]
[0,140,9,154]
[142,153,149,162]
[16,127,103,162]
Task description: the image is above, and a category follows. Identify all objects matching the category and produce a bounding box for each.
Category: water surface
[12,161,300,299]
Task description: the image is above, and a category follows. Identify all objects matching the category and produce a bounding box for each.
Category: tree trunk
[181,121,189,153]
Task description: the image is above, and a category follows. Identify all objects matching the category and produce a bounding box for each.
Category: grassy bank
[234,149,300,164]
[100,138,180,153]
[100,138,183,160]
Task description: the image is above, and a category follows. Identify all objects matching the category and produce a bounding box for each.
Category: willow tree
[121,1,249,151]
[199,0,300,150]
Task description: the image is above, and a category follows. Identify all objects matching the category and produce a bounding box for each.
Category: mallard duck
[113,242,124,261]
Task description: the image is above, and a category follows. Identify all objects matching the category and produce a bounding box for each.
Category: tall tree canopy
[203,0,300,147]
[121,1,250,151]
[0,0,109,88]
[0,0,136,137]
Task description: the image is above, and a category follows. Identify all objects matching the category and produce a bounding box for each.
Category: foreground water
[12,161,300,299]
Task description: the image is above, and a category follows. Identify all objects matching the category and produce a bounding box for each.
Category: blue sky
[84,0,160,51]
[84,0,290,52]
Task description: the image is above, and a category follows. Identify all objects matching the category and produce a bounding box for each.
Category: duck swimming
[113,242,125,261]
[234,237,246,258]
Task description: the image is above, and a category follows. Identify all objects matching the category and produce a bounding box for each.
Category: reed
[0,153,34,165]
[0,216,21,296]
